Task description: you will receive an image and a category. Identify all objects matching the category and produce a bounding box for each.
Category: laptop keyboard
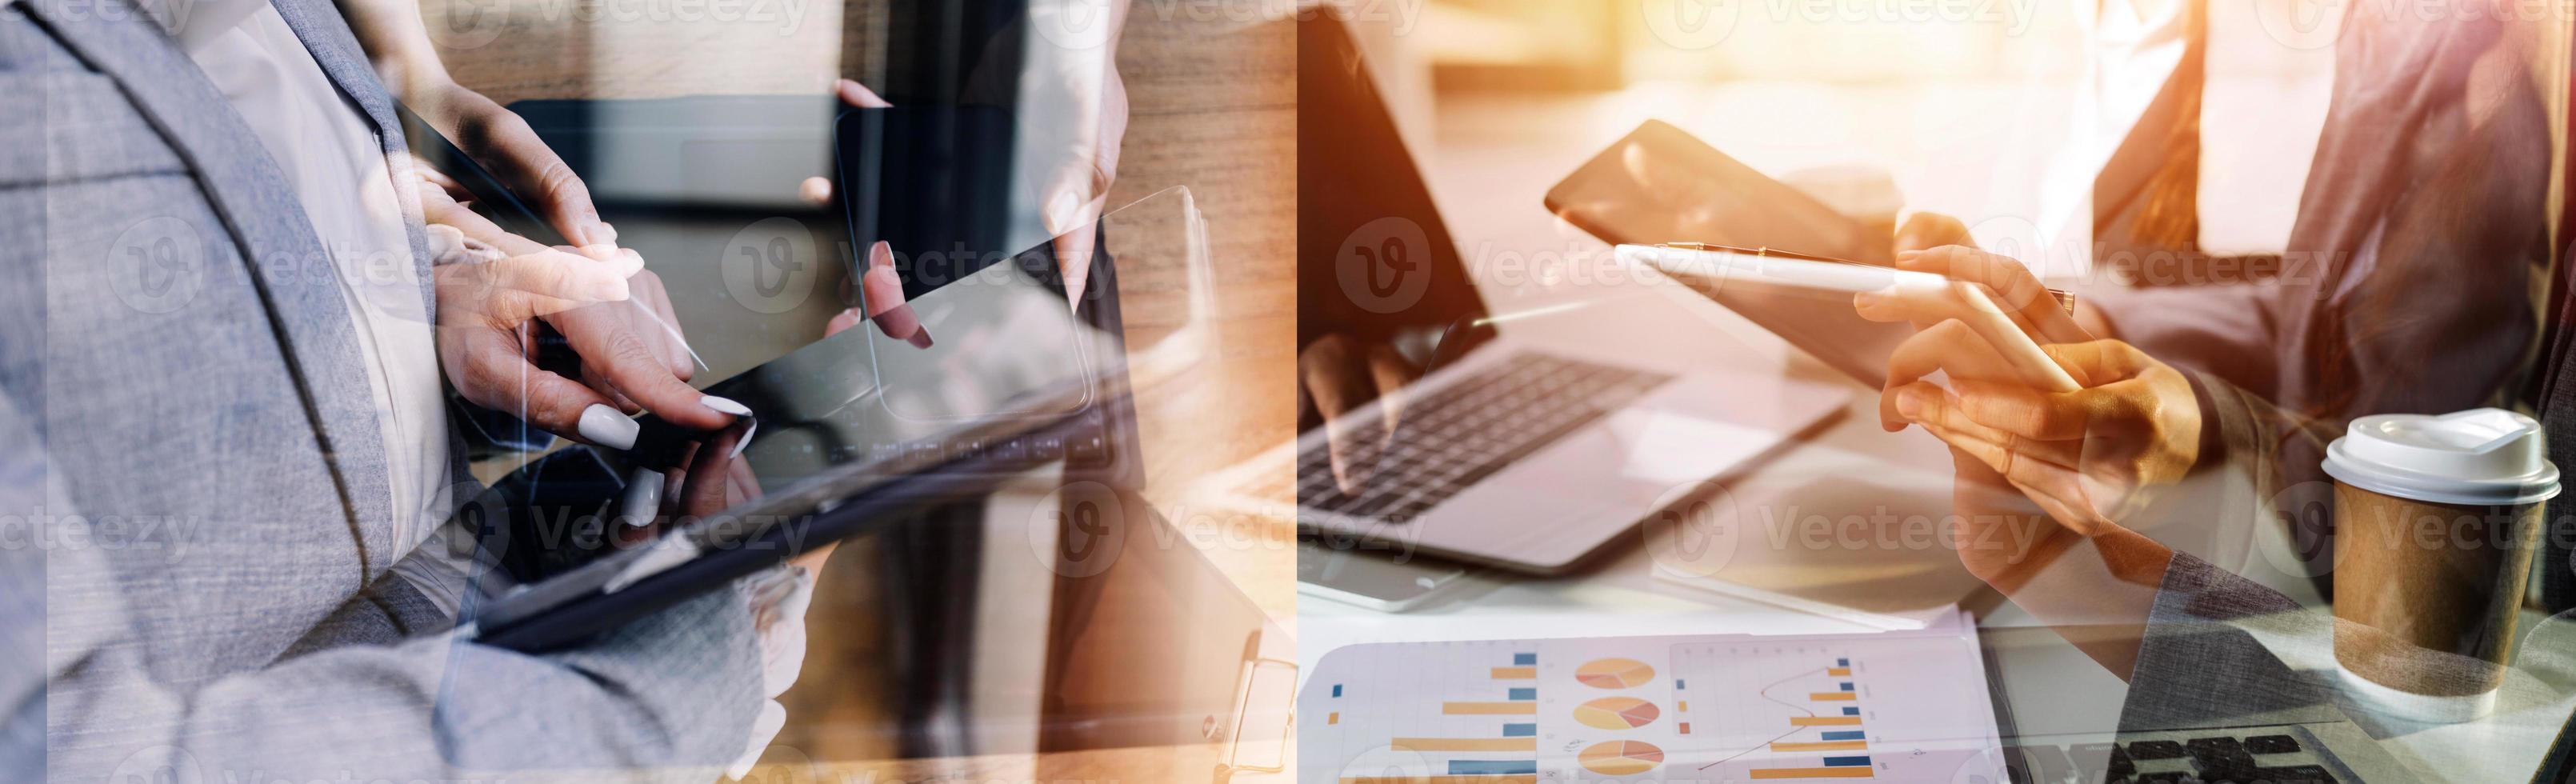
[2003,730,2344,783]
[1296,352,1670,523]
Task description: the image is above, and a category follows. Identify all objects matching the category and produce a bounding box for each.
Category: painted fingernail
[579,403,639,450]
[702,395,752,416]
[730,418,758,460]
[907,327,934,350]
[619,466,662,528]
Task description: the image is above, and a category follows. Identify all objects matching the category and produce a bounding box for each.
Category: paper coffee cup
[2322,408,2558,723]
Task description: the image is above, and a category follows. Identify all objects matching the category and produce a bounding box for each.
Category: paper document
[1299,610,2006,782]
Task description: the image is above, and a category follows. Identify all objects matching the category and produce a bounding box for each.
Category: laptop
[1980,625,2410,783]
[1234,16,1845,575]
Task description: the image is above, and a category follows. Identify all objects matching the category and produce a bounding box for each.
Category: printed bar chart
[1771,740,1870,752]
[1748,766,1874,779]
[1303,622,2003,784]
[1393,738,1540,752]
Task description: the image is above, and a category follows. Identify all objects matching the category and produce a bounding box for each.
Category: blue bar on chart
[1675,679,1686,690]
[1450,760,1538,775]
[1823,757,1871,767]
[1839,682,1854,691]
[1502,724,1537,737]
[1842,706,1860,715]
[1331,685,1342,698]
[1514,653,1536,666]
[1507,688,1536,701]
[1821,731,1865,742]
[1837,658,1850,666]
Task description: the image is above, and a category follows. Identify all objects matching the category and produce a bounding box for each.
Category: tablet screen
[693,237,1106,495]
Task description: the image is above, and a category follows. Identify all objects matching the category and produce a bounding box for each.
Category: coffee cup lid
[2322,408,2560,506]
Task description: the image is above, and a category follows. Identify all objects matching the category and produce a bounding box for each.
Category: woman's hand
[419,171,737,444]
[410,82,618,248]
[1889,338,2202,535]
[798,72,1130,304]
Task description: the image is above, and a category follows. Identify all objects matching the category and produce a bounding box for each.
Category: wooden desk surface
[422,0,1298,774]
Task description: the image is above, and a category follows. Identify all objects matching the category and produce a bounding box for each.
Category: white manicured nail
[730,418,758,460]
[702,395,752,416]
[619,466,662,528]
[578,403,638,450]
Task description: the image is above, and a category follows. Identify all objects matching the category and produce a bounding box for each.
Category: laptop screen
[1296,15,1494,431]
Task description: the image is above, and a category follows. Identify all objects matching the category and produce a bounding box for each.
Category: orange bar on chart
[1810,692,1857,702]
[1772,741,1870,752]
[1391,738,1540,752]
[1790,716,1863,726]
[1490,666,1538,679]
[1750,767,1874,778]
[1827,667,1851,676]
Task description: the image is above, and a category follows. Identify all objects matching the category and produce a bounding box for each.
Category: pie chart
[1578,740,1665,776]
[1574,658,1656,690]
[1573,697,1661,730]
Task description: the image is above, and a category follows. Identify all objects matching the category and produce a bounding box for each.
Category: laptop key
[2241,735,2300,755]
[2126,740,2186,760]
[2249,766,2335,784]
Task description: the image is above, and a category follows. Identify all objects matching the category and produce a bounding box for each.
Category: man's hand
[1890,339,2202,535]
[1297,334,1420,494]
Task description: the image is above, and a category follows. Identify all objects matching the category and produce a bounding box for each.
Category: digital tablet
[462,223,1137,651]
[1621,244,2081,394]
[1546,122,2086,389]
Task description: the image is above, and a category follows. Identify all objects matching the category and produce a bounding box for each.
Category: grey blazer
[0,0,762,780]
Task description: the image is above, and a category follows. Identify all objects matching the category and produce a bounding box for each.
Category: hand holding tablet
[1620,242,2088,409]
